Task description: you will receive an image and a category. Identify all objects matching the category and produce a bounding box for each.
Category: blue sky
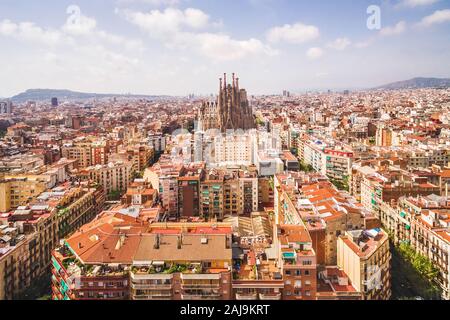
[0,0,449,96]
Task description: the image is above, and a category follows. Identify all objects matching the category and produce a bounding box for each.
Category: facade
[0,183,105,300]
[302,139,353,183]
[337,229,391,300]
[80,161,133,195]
[379,194,450,299]
[0,100,12,115]
[214,133,253,167]
[0,177,48,212]
[279,225,318,300]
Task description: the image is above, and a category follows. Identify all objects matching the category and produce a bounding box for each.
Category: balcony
[133,293,173,300]
[235,292,258,300]
[130,272,174,281]
[259,292,282,300]
[181,293,222,300]
[181,281,221,289]
[131,283,172,290]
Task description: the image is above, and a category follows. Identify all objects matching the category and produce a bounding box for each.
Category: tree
[299,160,314,173]
[108,189,122,201]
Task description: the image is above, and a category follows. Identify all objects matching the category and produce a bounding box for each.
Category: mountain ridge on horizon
[9,88,170,103]
[373,77,450,90]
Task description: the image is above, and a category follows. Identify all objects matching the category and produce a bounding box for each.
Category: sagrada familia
[198,73,255,132]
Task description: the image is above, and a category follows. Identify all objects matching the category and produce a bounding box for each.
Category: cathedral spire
[223,73,227,90]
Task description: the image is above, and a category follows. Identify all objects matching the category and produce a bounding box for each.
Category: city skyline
[0,0,450,97]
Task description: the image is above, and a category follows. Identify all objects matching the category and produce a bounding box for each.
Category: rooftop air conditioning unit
[201,237,208,244]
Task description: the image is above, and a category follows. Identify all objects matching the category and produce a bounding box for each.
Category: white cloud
[379,21,407,36]
[398,0,439,8]
[63,14,97,36]
[267,23,319,44]
[194,33,277,61]
[124,8,276,61]
[328,37,351,50]
[184,8,210,29]
[354,39,374,48]
[306,47,323,60]
[0,20,68,46]
[124,8,211,39]
[417,9,450,27]
[0,20,17,35]
[116,0,181,6]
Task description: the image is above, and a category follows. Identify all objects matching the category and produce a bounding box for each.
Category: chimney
[177,235,182,249]
[154,233,160,249]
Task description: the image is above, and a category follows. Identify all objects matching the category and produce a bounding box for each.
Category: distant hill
[374,77,450,90]
[10,89,166,103]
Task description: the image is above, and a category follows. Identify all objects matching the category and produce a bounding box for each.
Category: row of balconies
[235,292,282,300]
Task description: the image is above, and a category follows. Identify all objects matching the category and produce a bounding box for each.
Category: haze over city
[0,0,450,97]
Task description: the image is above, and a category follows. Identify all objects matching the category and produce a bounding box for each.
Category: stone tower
[199,73,255,133]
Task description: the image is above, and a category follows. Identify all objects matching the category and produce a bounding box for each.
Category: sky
[0,0,449,97]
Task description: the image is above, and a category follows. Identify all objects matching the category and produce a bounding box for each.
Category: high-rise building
[198,73,255,132]
[0,100,12,115]
[51,97,58,107]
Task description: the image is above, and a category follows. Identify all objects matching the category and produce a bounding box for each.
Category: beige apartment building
[0,233,37,300]
[79,161,133,195]
[337,229,391,300]
[0,177,47,212]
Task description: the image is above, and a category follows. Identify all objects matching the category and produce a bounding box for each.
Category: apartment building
[379,194,450,299]
[337,229,391,300]
[316,266,362,300]
[178,165,204,219]
[302,139,353,183]
[275,172,366,265]
[230,213,284,301]
[0,232,36,300]
[361,171,440,217]
[0,182,105,300]
[80,161,133,195]
[214,133,253,167]
[279,225,317,300]
[0,177,47,212]
[51,216,233,300]
[200,177,225,221]
[110,145,154,173]
[62,137,111,168]
[144,160,184,218]
[121,180,157,207]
